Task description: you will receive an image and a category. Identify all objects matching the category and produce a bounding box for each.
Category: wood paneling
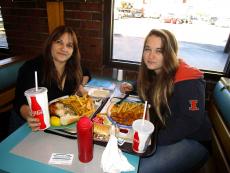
[46,1,64,34]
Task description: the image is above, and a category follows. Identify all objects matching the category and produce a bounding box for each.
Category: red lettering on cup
[133,131,139,152]
[31,96,46,129]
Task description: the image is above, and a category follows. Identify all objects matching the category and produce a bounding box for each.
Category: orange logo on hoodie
[189,100,199,111]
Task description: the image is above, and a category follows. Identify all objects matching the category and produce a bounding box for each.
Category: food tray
[92,95,157,157]
[94,125,157,157]
[45,95,157,157]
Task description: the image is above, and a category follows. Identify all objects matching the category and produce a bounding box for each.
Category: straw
[35,71,38,91]
[142,101,148,126]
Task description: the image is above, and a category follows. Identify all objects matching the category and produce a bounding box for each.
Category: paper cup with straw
[24,71,50,130]
[132,101,154,153]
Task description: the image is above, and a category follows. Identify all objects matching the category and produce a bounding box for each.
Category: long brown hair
[137,29,179,125]
[161,29,178,55]
[42,25,82,91]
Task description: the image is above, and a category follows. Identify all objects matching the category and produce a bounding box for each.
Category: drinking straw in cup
[35,71,38,91]
[142,101,148,126]
[132,100,154,153]
[132,119,154,153]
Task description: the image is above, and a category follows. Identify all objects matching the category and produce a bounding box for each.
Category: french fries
[59,95,95,118]
[110,102,144,126]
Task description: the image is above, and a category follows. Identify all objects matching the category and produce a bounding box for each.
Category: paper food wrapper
[101,134,135,173]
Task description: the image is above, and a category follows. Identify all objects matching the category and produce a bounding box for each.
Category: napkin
[101,127,135,173]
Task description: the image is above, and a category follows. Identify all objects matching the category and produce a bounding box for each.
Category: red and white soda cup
[24,87,50,130]
[132,119,154,153]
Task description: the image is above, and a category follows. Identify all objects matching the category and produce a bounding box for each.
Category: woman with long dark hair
[14,25,91,131]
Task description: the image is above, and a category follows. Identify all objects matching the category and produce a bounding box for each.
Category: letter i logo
[189,100,199,111]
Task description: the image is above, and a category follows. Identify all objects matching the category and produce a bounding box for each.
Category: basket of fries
[49,95,96,127]
[107,101,144,129]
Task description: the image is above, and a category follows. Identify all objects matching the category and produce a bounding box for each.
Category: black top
[14,55,91,114]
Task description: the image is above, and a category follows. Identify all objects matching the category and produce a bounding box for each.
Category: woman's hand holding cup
[27,114,41,131]
[20,105,41,131]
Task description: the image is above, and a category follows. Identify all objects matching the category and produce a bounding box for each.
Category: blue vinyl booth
[208,77,230,173]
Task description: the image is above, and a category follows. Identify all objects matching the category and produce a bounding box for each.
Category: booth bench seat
[0,57,26,113]
[208,77,230,173]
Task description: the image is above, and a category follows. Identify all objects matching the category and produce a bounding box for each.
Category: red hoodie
[174,59,203,83]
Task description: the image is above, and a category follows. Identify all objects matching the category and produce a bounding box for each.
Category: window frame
[103,0,230,77]
[103,0,139,71]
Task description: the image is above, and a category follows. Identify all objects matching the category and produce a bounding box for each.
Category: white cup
[132,119,154,153]
[117,69,123,81]
[24,87,50,130]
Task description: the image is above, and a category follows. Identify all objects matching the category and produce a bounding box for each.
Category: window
[0,6,9,58]
[104,0,230,75]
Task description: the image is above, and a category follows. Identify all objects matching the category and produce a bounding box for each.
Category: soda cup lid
[132,119,154,134]
[24,87,47,96]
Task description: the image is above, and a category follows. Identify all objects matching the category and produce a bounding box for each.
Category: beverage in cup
[24,87,50,130]
[132,119,154,153]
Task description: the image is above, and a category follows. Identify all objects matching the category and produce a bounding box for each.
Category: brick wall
[0,0,105,75]
[0,0,48,57]
[64,0,104,75]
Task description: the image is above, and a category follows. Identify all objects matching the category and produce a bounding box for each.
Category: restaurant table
[0,124,140,173]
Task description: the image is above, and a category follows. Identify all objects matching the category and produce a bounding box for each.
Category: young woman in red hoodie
[121,29,211,173]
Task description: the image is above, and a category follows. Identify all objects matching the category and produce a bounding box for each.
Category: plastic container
[117,69,123,81]
[77,116,93,163]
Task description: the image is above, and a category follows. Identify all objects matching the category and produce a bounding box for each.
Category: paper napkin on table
[101,133,135,173]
